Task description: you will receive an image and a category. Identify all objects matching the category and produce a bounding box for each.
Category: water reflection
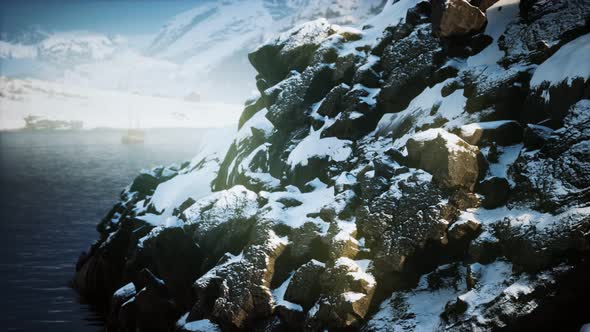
[0,129,212,331]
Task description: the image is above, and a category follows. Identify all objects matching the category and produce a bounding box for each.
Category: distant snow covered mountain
[0,0,386,103]
[0,31,124,63]
[147,0,385,62]
[143,0,385,101]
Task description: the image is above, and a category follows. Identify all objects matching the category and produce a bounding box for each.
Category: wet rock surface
[74,1,590,331]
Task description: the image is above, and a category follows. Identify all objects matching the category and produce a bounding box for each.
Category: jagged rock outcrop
[74,0,590,331]
[406,129,484,190]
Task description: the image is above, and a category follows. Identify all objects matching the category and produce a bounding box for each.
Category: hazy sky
[0,0,207,37]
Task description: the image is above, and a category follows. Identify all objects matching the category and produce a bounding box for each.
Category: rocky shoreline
[74,0,590,331]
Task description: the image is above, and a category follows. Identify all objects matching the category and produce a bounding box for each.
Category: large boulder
[357,170,456,273]
[187,224,287,329]
[248,19,336,85]
[284,260,326,311]
[432,0,487,38]
[477,176,511,209]
[306,257,376,329]
[523,123,553,150]
[406,129,485,190]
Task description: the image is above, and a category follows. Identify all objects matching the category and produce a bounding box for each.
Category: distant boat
[121,128,145,144]
[122,107,144,144]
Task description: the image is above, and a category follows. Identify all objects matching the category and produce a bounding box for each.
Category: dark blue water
[0,129,210,331]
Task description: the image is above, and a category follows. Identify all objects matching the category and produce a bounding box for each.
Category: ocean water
[0,129,212,331]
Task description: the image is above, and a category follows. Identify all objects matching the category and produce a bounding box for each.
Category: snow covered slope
[74,0,590,331]
[143,0,385,101]
[147,0,385,62]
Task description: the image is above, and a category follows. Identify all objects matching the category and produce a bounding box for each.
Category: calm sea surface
[0,129,212,331]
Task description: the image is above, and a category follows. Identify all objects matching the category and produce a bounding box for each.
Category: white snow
[503,282,534,299]
[261,180,334,229]
[113,282,136,299]
[376,79,469,147]
[531,33,590,87]
[467,0,521,67]
[366,264,468,332]
[342,291,366,302]
[146,129,235,225]
[235,109,274,143]
[352,84,380,106]
[272,272,304,312]
[349,0,421,55]
[459,261,515,316]
[184,185,259,225]
[334,257,376,286]
[411,128,476,154]
[179,316,221,332]
[150,161,219,213]
[456,205,590,236]
[287,122,352,169]
[484,143,523,180]
[460,120,515,138]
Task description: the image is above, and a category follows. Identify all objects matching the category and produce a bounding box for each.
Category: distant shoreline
[0,126,236,133]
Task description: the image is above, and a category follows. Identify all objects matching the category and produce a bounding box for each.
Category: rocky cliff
[73,0,590,331]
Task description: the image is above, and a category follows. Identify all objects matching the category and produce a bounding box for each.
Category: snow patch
[287,121,352,169]
[531,33,590,87]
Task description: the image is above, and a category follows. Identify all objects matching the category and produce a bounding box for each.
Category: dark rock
[470,0,499,11]
[510,100,590,213]
[459,120,523,146]
[477,176,511,209]
[378,25,443,114]
[357,170,455,272]
[500,0,590,65]
[133,228,202,309]
[248,19,336,85]
[523,123,553,150]
[317,83,350,118]
[307,258,376,329]
[284,260,325,310]
[188,223,286,329]
[449,219,482,241]
[449,189,482,210]
[134,276,180,331]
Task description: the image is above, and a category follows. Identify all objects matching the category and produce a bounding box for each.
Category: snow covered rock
[459,120,523,146]
[477,176,511,209]
[74,0,590,330]
[432,0,487,37]
[510,100,590,213]
[186,225,287,329]
[249,19,337,85]
[523,123,553,150]
[307,258,377,329]
[357,170,455,273]
[407,129,485,190]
